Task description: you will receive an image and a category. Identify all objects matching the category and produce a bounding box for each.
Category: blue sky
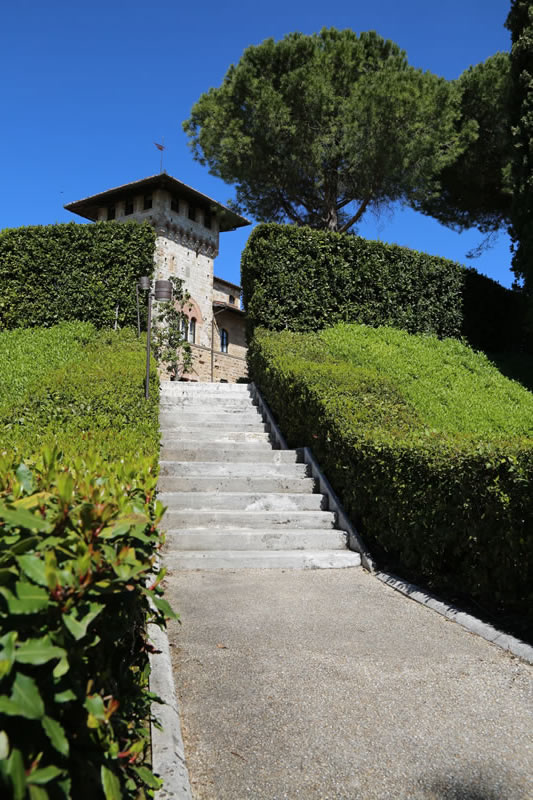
[2,0,513,289]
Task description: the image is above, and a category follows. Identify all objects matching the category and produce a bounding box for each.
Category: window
[171,197,179,212]
[220,328,228,353]
[229,295,235,305]
[107,206,115,220]
[188,205,196,222]
[204,210,212,229]
[143,194,152,210]
[189,318,196,344]
[124,199,134,215]
[180,317,188,340]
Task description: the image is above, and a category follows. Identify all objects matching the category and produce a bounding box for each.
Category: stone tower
[64,174,251,381]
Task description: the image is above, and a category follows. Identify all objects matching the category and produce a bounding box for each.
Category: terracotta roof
[64,173,251,232]
[213,301,245,316]
[213,275,242,292]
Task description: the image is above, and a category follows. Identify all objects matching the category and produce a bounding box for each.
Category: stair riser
[159,462,310,477]
[159,398,257,408]
[159,492,326,511]
[163,551,362,570]
[163,511,336,529]
[159,413,264,426]
[160,384,252,393]
[157,477,317,493]
[160,448,298,463]
[160,422,270,433]
[164,530,347,551]
[161,439,273,451]
[161,431,272,444]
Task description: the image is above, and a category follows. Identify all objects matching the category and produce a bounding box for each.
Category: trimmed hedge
[0,323,168,799]
[249,325,533,619]
[0,221,156,331]
[241,223,529,352]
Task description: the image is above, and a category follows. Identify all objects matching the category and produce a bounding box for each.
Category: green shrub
[249,324,533,617]
[0,222,156,331]
[241,223,530,352]
[0,449,172,799]
[0,324,166,798]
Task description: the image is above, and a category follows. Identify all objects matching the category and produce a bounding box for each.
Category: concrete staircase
[158,382,361,569]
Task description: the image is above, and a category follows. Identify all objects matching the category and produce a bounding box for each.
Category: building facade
[64,174,250,382]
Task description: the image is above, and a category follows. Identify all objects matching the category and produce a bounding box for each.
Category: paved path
[165,568,532,800]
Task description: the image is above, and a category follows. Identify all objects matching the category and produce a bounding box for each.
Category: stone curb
[149,619,193,800]
[374,570,533,665]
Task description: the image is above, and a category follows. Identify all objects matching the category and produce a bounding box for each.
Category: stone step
[159,411,264,426]
[161,430,272,444]
[164,528,347,551]
[162,550,362,570]
[159,491,326,511]
[160,447,298,463]
[161,438,273,452]
[163,509,337,529]
[159,397,259,414]
[160,383,252,393]
[159,461,310,477]
[157,476,317,493]
[160,421,270,433]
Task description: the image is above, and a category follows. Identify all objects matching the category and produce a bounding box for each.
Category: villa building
[64,173,251,382]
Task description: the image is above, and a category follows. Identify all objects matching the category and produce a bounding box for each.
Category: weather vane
[154,138,166,173]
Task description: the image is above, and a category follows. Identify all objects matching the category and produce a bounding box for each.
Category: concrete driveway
[165,568,532,800]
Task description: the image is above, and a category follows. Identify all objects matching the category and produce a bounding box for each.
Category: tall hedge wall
[0,221,156,331]
[241,223,529,352]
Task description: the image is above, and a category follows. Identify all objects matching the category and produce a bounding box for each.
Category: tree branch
[278,192,306,225]
[338,196,371,233]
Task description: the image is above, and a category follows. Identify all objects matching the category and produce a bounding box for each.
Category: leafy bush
[249,324,533,618]
[0,222,156,331]
[241,223,530,352]
[0,324,168,799]
[0,449,172,799]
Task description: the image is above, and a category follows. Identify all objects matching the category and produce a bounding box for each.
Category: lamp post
[137,277,173,400]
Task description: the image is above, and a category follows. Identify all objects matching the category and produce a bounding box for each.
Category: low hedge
[249,325,533,619]
[0,221,156,331]
[0,323,168,799]
[241,223,530,352]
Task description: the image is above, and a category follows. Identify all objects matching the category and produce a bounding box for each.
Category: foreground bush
[0,450,171,799]
[241,223,529,352]
[0,324,167,798]
[0,221,155,331]
[249,324,533,619]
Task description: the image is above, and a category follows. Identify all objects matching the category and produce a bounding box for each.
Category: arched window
[189,318,196,344]
[180,317,188,340]
[220,328,228,353]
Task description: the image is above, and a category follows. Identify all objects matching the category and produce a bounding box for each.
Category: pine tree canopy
[184,29,474,233]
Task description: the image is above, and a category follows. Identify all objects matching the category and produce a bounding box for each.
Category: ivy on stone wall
[0,221,156,331]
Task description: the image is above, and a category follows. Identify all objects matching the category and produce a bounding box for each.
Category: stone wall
[181,344,247,383]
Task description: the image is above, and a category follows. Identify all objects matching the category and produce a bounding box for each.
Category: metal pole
[145,292,152,400]
[136,284,141,338]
